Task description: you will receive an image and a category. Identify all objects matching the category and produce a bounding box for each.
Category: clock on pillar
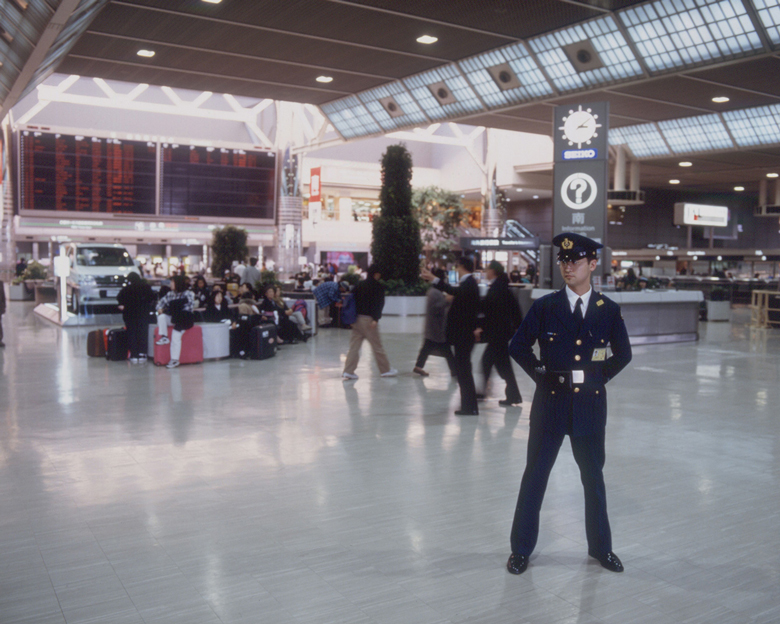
[552,101,609,289]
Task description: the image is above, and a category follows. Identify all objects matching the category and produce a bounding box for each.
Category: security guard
[506,232,632,575]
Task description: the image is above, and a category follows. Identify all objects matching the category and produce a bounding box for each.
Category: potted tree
[707,286,731,322]
[371,145,425,316]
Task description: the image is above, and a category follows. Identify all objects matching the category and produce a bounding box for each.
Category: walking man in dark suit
[475,260,523,407]
[506,233,632,575]
[422,257,481,416]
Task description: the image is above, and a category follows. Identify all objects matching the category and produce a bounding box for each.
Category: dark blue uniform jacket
[509,288,632,437]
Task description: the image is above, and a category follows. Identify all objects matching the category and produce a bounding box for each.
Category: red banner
[310,167,321,203]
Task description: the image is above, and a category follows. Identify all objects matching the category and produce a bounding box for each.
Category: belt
[546,370,585,389]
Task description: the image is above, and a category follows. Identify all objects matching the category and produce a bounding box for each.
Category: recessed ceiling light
[202,0,222,3]
[712,96,730,103]
[679,161,692,167]
[515,188,523,192]
[669,179,680,184]
[316,76,333,83]
[417,35,438,44]
[533,194,539,199]
[734,186,745,191]
[767,173,779,178]
[137,49,155,58]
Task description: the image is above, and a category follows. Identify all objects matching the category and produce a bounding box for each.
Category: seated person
[203,290,233,323]
[274,286,311,334]
[259,284,301,344]
[155,274,196,369]
[191,276,209,308]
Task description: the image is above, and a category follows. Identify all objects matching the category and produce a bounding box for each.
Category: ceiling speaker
[562,40,605,73]
[379,96,404,118]
[428,81,457,105]
[486,63,522,91]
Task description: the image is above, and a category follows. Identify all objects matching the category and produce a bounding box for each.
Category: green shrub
[371,145,422,286]
[20,260,47,282]
[211,225,248,277]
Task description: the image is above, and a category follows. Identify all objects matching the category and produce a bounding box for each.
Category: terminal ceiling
[5,0,780,192]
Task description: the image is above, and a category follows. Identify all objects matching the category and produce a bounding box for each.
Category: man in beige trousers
[342,265,398,380]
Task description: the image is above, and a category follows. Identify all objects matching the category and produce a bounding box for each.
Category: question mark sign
[570,179,588,204]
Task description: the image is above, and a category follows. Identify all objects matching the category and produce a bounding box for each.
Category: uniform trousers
[481,340,522,403]
[343,315,391,375]
[415,338,456,374]
[451,337,478,413]
[510,422,611,557]
[157,314,185,361]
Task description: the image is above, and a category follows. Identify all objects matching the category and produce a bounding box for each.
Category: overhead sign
[674,203,728,227]
[553,101,609,289]
[460,237,540,250]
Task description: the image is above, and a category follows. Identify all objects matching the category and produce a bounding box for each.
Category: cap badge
[562,238,574,250]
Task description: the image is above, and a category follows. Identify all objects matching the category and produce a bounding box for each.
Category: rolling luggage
[250,323,277,360]
[153,325,204,366]
[105,328,129,361]
[230,314,261,359]
[87,328,107,357]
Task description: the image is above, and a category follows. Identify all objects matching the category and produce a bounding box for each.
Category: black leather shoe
[589,550,624,572]
[499,399,522,407]
[454,409,479,416]
[506,553,528,575]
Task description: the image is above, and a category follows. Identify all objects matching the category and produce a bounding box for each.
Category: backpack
[292,300,308,322]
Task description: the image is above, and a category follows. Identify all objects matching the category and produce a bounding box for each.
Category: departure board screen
[19,131,157,214]
[161,144,276,220]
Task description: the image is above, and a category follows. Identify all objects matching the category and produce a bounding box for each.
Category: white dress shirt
[565,285,592,318]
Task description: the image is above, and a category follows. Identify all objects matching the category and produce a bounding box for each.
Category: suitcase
[250,323,277,360]
[87,329,107,357]
[230,314,261,359]
[105,328,129,361]
[153,325,204,366]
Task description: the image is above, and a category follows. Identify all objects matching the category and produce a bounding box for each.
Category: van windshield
[76,247,134,267]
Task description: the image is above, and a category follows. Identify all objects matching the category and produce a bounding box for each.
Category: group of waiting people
[116,272,311,368]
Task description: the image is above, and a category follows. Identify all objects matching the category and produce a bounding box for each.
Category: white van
[64,243,140,313]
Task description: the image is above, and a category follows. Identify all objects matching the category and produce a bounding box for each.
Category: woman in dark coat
[203,289,233,323]
[259,284,301,344]
[476,261,523,406]
[117,272,155,361]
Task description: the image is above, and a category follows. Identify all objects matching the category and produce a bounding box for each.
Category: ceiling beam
[0,0,82,123]
[84,30,398,82]
[109,0,452,64]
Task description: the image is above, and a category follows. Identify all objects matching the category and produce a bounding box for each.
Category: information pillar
[552,101,609,289]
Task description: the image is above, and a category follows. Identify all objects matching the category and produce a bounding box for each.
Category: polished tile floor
[1,301,779,624]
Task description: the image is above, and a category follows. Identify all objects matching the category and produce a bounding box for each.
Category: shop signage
[552,101,609,288]
[460,236,540,250]
[673,203,728,227]
[310,167,321,203]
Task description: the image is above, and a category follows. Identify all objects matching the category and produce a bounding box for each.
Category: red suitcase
[153,326,204,366]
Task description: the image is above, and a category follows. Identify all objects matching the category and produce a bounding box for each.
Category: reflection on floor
[1,302,779,624]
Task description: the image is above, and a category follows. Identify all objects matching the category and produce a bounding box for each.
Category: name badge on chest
[592,348,607,362]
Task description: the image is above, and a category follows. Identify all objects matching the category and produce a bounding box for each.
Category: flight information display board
[19,131,157,214]
[161,144,276,220]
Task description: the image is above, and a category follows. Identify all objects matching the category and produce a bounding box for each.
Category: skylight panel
[402,65,484,121]
[357,82,428,132]
[658,114,735,152]
[320,96,382,139]
[723,104,780,145]
[608,124,671,157]
[752,0,780,46]
[458,43,554,109]
[528,15,643,92]
[619,0,763,73]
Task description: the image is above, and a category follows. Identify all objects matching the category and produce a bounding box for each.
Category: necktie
[574,297,584,325]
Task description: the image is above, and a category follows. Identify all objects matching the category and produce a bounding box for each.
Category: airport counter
[531,289,703,345]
